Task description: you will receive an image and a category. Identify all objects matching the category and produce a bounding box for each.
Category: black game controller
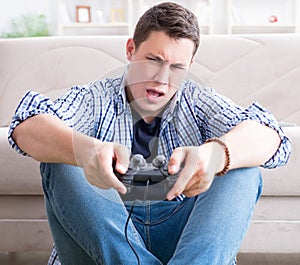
[115,154,181,201]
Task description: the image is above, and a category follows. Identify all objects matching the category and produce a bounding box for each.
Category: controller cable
[124,200,140,265]
[124,179,150,265]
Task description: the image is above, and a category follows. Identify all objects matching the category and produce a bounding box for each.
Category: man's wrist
[204,137,230,176]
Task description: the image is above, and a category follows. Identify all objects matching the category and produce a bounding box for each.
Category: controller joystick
[152,155,167,168]
[131,154,146,169]
[114,154,181,201]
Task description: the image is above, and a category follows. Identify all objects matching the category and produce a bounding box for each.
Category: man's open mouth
[146,89,165,97]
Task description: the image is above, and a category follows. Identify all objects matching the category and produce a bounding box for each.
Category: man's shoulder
[85,76,123,97]
[90,76,123,90]
[181,79,214,99]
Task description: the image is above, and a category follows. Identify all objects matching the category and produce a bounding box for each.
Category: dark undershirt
[131,107,161,162]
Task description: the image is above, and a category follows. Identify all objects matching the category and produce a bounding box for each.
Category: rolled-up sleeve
[227,102,291,169]
[8,85,96,155]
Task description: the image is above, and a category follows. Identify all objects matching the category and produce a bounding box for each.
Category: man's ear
[126,38,135,61]
[189,58,194,69]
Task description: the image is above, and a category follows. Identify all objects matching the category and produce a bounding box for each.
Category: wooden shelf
[227,0,299,34]
[60,22,130,36]
[57,0,300,35]
[229,24,296,34]
[57,0,213,35]
[62,22,129,28]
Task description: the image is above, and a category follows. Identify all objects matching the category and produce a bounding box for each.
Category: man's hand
[73,131,130,194]
[166,142,226,200]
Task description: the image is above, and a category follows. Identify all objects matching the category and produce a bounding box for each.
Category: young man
[9,2,290,265]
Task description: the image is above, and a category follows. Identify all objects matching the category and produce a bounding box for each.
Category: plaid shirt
[8,74,291,265]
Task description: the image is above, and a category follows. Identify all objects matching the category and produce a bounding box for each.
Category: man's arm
[167,120,282,200]
[12,114,76,164]
[12,114,129,194]
[220,120,281,170]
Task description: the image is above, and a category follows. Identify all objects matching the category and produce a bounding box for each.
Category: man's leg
[125,197,197,265]
[168,167,263,265]
[41,162,162,265]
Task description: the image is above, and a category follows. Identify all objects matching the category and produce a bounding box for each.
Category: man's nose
[153,63,169,85]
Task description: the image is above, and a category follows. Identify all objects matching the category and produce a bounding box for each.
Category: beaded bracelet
[204,137,230,176]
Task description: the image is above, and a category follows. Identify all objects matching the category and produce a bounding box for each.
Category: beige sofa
[0,35,299,254]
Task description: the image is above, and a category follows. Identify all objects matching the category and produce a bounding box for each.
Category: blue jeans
[40,163,262,265]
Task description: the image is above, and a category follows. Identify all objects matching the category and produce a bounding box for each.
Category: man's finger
[168,147,186,174]
[182,180,212,197]
[94,144,128,194]
[167,147,202,200]
[113,143,130,174]
[108,172,127,194]
[167,164,195,200]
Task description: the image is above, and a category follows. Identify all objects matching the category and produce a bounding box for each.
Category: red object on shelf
[269,15,278,23]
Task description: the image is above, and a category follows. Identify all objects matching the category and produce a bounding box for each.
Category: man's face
[126,31,194,122]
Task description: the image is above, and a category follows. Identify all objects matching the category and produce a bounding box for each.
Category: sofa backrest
[0,36,128,126]
[191,34,300,125]
[1,34,299,127]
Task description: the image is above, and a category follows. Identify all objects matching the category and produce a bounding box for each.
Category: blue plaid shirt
[8,74,291,265]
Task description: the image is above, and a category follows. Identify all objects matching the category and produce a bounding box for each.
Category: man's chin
[133,105,165,119]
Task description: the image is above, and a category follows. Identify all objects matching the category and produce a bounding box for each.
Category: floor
[237,253,300,265]
[0,252,49,265]
[0,252,300,265]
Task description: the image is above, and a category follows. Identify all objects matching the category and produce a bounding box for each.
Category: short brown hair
[133,2,200,57]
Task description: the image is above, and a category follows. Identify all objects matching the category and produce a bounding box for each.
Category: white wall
[0,0,233,36]
[0,0,296,37]
[0,0,58,36]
